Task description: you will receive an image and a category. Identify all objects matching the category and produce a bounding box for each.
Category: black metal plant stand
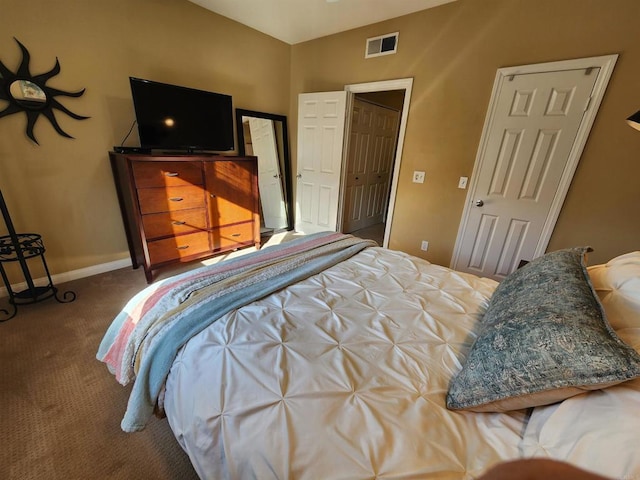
[0,190,75,322]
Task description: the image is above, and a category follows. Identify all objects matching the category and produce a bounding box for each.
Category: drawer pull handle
[177,245,189,250]
[169,197,184,202]
[165,172,179,177]
[231,233,241,237]
[172,221,186,225]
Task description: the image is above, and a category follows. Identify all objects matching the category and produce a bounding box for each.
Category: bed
[97,232,640,479]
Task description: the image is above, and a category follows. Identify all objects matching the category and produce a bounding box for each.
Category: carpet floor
[0,265,200,480]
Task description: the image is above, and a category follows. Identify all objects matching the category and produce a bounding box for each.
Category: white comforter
[164,247,528,479]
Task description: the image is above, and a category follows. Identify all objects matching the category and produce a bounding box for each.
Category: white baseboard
[0,258,133,299]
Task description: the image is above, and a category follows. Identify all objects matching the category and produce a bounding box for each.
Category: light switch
[413,171,426,183]
[458,176,468,189]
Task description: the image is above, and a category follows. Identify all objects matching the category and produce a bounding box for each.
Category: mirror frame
[235,109,293,232]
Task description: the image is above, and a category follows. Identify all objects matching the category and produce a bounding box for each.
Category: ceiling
[188,0,457,45]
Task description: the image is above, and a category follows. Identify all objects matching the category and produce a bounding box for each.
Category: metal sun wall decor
[0,37,89,144]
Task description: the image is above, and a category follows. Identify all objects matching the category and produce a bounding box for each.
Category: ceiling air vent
[365,32,399,59]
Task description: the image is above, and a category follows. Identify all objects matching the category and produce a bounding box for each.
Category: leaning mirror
[236,109,293,235]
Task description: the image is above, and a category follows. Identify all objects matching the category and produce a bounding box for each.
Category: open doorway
[341,78,413,248]
[294,78,413,246]
[341,90,404,246]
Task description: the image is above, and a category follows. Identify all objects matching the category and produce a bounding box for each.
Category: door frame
[343,78,413,247]
[451,55,617,270]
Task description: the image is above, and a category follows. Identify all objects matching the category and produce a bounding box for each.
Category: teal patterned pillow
[446,247,640,412]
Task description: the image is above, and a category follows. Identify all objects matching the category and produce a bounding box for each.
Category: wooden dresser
[110,152,260,282]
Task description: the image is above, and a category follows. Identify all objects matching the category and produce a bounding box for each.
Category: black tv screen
[129,77,234,152]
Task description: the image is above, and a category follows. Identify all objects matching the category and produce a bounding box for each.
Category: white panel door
[248,117,287,230]
[454,67,599,280]
[343,99,399,232]
[295,91,348,234]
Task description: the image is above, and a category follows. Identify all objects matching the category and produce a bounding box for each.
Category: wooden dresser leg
[144,266,153,284]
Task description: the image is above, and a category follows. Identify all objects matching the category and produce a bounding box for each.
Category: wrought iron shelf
[0,192,75,322]
[0,233,45,261]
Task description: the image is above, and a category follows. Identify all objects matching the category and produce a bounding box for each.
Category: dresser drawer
[137,185,206,215]
[147,231,210,265]
[211,222,255,250]
[142,208,207,240]
[133,161,203,188]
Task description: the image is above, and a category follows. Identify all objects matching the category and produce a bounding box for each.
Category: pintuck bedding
[98,233,640,480]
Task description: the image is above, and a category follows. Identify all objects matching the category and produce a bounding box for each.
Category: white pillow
[588,251,640,351]
[520,378,640,479]
[520,252,640,479]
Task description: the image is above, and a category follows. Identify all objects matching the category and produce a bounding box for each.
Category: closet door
[342,98,399,233]
[452,56,617,280]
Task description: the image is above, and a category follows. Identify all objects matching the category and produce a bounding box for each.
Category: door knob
[475,199,484,207]
[296,173,302,179]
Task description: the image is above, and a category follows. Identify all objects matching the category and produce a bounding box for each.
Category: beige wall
[290,0,640,266]
[0,0,290,279]
[1,0,638,283]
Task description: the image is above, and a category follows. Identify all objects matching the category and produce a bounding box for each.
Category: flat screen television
[129,77,234,152]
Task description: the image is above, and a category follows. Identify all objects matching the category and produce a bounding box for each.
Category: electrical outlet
[458,176,468,189]
[413,171,426,183]
[420,240,429,251]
